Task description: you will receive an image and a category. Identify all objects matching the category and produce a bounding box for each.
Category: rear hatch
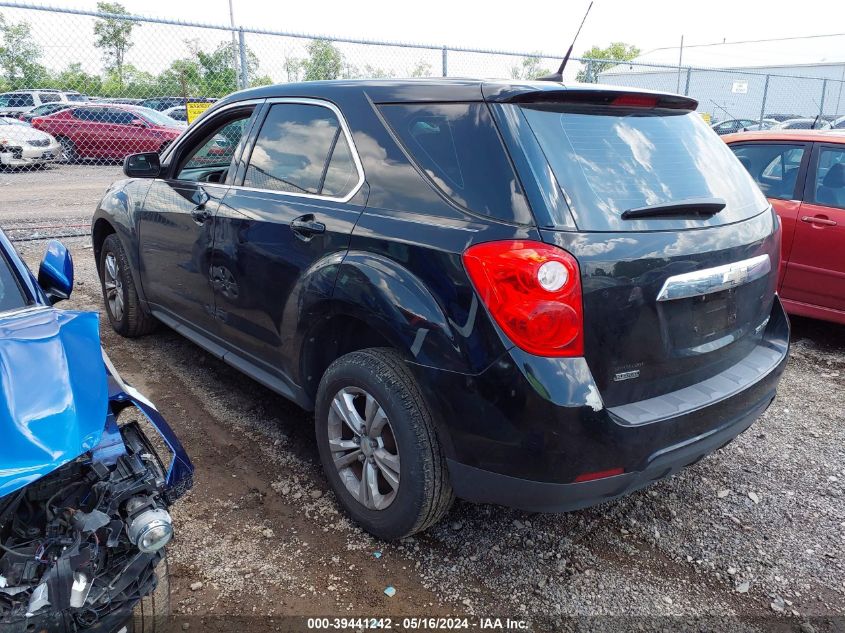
[501,91,779,407]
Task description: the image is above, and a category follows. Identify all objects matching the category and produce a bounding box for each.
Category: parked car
[31,104,184,162]
[92,80,789,539]
[162,105,187,122]
[139,96,218,111]
[725,129,845,325]
[741,118,779,131]
[711,118,758,135]
[766,113,804,122]
[17,101,72,124]
[0,116,61,167]
[832,115,845,129]
[0,232,193,630]
[95,97,144,105]
[774,118,831,130]
[0,89,85,115]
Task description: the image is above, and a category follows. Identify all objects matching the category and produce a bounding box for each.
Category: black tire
[316,348,454,540]
[58,136,78,163]
[99,233,157,337]
[130,554,170,633]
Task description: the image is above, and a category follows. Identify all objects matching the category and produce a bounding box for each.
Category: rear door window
[39,92,61,103]
[812,147,845,209]
[730,143,808,200]
[519,104,768,231]
[243,102,360,199]
[379,102,532,224]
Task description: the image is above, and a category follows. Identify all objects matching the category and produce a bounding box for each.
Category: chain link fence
[0,1,842,176]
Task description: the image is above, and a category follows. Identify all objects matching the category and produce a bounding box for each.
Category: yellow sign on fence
[186,101,214,124]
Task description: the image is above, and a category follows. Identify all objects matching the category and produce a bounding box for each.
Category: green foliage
[0,15,47,88]
[576,42,640,82]
[52,63,103,95]
[410,60,432,78]
[301,39,343,81]
[93,2,137,89]
[510,55,551,80]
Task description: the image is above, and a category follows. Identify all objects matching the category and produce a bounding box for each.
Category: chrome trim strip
[656,254,771,302]
[236,97,366,204]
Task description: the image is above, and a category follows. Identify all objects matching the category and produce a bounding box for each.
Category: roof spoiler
[499,89,698,111]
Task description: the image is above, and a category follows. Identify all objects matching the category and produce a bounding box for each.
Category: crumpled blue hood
[0,308,107,498]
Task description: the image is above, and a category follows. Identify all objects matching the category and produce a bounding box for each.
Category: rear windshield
[520,104,768,231]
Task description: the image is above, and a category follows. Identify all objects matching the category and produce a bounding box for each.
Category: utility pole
[229,0,240,89]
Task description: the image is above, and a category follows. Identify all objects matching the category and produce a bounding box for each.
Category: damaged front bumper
[0,357,193,631]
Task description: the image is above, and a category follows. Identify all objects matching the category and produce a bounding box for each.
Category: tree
[301,39,343,81]
[53,62,102,95]
[410,60,432,78]
[576,42,640,83]
[156,40,267,98]
[93,2,138,89]
[0,14,46,87]
[283,56,303,82]
[510,54,551,80]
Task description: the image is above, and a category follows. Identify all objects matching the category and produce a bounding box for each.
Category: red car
[725,130,845,325]
[31,104,184,163]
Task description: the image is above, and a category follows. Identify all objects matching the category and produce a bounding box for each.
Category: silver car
[0,117,61,167]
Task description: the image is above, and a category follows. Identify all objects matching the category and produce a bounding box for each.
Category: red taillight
[574,467,624,483]
[612,94,658,108]
[31,117,44,126]
[463,240,583,357]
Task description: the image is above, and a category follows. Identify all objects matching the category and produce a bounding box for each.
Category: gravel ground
[3,167,844,631]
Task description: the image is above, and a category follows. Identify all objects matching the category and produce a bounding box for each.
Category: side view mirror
[38,240,74,304]
[124,152,161,178]
[130,118,147,127]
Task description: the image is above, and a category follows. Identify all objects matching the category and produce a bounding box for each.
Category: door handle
[801,215,837,226]
[191,208,211,224]
[291,214,326,239]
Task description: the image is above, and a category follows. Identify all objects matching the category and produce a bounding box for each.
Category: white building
[598,34,845,122]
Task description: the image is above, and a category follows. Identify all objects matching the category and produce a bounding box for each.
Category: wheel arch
[91,179,154,312]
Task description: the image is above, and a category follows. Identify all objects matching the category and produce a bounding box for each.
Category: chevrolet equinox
[91,80,789,539]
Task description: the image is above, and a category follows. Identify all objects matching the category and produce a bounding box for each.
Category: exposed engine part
[0,422,173,631]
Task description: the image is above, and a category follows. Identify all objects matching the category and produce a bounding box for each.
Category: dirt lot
[2,164,845,631]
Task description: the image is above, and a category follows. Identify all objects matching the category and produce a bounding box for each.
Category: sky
[40,0,845,58]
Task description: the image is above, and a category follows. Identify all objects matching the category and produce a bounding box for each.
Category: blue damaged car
[0,233,193,631]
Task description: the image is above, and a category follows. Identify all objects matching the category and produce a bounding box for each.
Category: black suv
[92,80,789,539]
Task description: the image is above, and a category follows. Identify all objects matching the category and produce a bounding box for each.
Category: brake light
[31,117,44,126]
[612,94,658,108]
[462,240,583,357]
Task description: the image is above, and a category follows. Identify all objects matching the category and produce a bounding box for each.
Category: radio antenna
[539,1,594,82]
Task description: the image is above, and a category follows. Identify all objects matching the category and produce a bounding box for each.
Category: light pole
[229,0,240,89]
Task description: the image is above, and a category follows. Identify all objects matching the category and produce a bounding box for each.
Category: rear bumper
[413,295,789,511]
[448,384,772,512]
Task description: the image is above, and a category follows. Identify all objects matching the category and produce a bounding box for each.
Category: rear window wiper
[621,198,726,220]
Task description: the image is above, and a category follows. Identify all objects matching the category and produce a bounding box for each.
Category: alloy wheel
[327,387,400,510]
[104,252,124,322]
